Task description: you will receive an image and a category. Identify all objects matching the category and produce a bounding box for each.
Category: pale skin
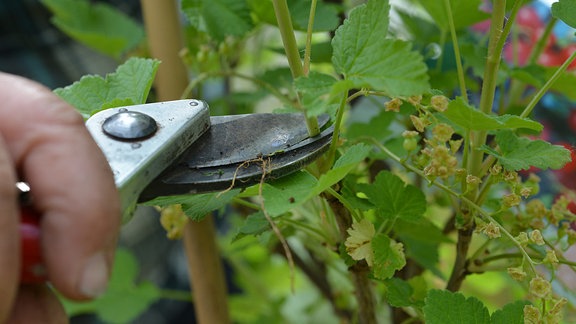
[0,72,121,322]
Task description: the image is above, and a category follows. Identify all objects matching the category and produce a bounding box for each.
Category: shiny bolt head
[102,110,158,140]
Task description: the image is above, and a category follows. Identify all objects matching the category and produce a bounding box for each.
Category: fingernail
[78,252,109,298]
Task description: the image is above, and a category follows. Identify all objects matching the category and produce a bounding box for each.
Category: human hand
[0,72,120,322]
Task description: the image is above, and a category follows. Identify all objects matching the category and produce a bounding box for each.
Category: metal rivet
[189,100,199,106]
[102,110,158,140]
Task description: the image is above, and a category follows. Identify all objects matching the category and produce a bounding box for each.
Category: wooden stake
[140,1,230,323]
[183,216,230,323]
[140,0,189,101]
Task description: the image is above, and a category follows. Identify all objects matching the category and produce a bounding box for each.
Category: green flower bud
[516,232,529,245]
[543,249,559,265]
[524,305,541,324]
[529,276,551,298]
[407,95,422,106]
[410,115,427,132]
[432,123,454,143]
[507,266,527,281]
[385,98,402,112]
[482,222,501,238]
[503,193,521,208]
[530,229,545,245]
[430,95,449,112]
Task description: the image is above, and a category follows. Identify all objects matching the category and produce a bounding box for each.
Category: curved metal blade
[138,114,332,201]
[183,113,329,168]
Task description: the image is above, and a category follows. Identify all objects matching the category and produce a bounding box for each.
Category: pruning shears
[86,99,333,220]
[19,99,333,283]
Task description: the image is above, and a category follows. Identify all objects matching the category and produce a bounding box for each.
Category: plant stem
[444,0,468,103]
[446,1,508,292]
[527,18,557,65]
[303,0,318,75]
[499,1,528,111]
[446,224,474,291]
[272,0,304,78]
[521,50,576,118]
[325,191,377,324]
[277,244,355,322]
[468,0,507,177]
[272,0,320,137]
[325,186,362,222]
[323,93,348,171]
[182,71,295,108]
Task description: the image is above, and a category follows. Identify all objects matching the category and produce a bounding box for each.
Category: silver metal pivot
[86,100,210,221]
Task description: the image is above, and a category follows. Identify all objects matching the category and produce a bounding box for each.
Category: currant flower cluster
[385,94,574,321]
[387,94,464,182]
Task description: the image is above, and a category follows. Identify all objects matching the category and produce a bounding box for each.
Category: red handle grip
[19,206,47,284]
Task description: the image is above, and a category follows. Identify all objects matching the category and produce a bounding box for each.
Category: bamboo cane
[139,1,230,323]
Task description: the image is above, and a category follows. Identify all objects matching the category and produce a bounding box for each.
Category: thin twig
[257,157,297,292]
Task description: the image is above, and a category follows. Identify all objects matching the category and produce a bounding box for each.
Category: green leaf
[383,277,415,307]
[511,65,576,101]
[415,0,490,31]
[491,300,530,324]
[294,72,338,116]
[443,97,543,132]
[144,189,241,221]
[331,0,429,96]
[240,144,371,217]
[372,234,406,280]
[345,218,376,265]
[423,289,490,324]
[552,0,576,29]
[182,0,254,41]
[341,175,379,211]
[358,171,426,222]
[289,0,341,32]
[54,57,160,118]
[234,211,271,241]
[347,112,396,141]
[401,236,442,277]
[395,7,442,44]
[395,218,453,245]
[262,171,318,216]
[239,171,319,217]
[547,67,576,101]
[260,67,295,91]
[509,65,547,88]
[248,0,340,32]
[182,190,240,221]
[41,0,144,59]
[480,130,572,171]
[61,249,162,324]
[309,144,372,197]
[395,219,450,277]
[461,43,508,83]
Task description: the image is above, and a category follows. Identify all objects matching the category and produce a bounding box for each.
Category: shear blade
[138,114,332,201]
